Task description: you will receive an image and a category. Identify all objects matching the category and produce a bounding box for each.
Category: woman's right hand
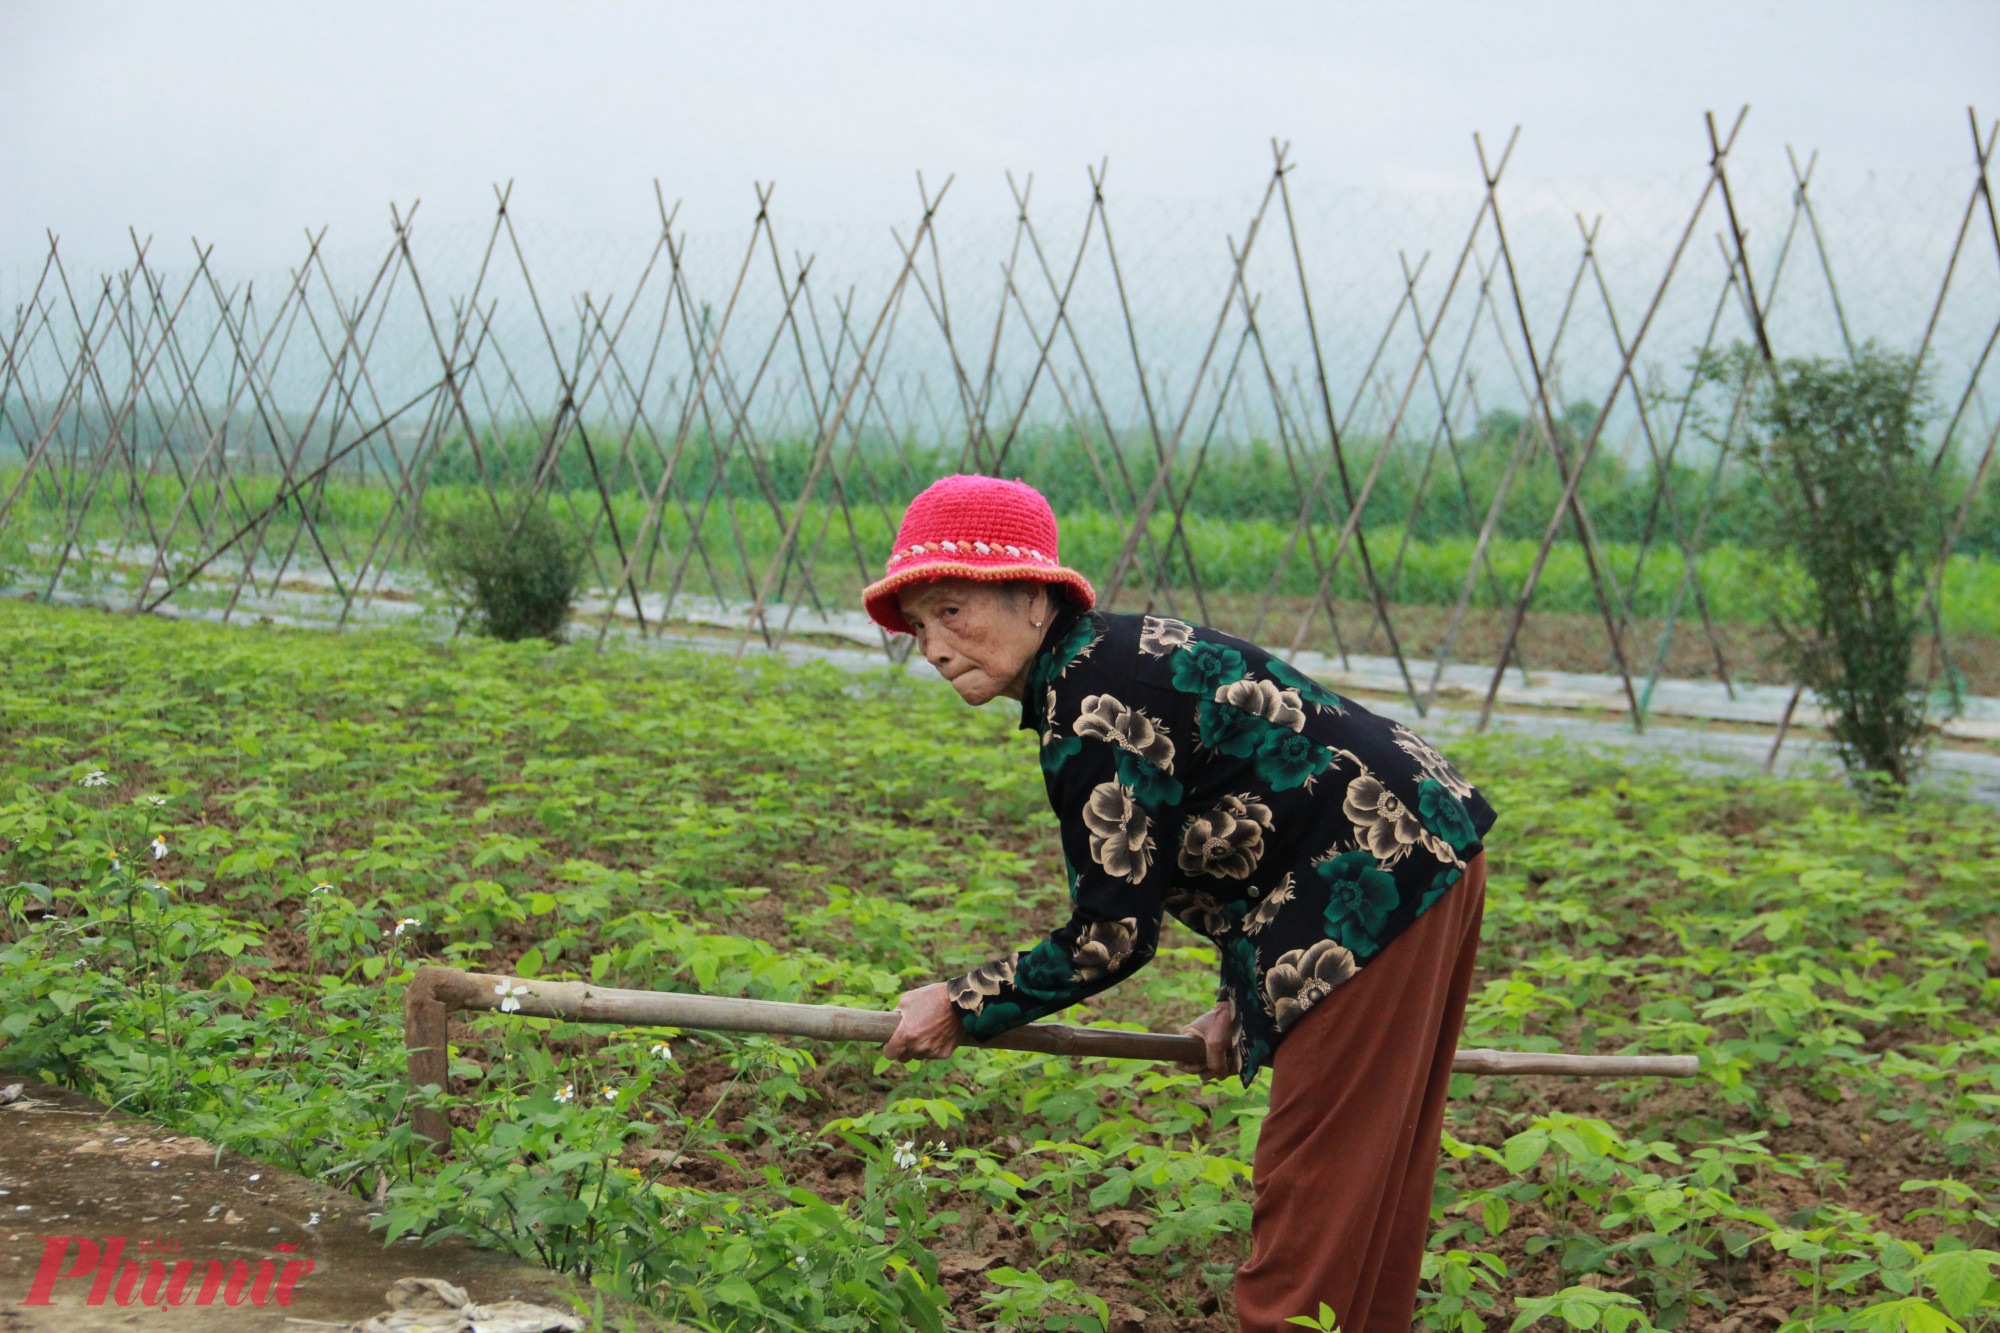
[883,982,965,1062]
[1176,1002,1239,1080]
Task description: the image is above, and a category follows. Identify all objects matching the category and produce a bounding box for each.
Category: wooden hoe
[403,965,1699,1152]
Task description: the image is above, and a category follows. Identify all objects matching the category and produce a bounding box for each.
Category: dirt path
[0,1081,653,1332]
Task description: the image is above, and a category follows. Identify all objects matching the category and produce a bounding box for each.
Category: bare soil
[0,1081,661,1332]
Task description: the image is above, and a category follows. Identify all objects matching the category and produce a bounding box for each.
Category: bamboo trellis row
[2,109,1996,734]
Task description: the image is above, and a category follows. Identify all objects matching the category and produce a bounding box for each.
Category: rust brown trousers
[1233,852,1488,1333]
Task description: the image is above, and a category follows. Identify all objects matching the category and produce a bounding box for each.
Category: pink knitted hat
[862,475,1096,635]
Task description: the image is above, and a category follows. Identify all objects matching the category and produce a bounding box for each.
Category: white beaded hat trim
[886,540,1052,571]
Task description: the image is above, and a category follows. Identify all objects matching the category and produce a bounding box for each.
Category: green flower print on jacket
[1254,727,1333,792]
[1417,863,1462,915]
[1417,778,1478,853]
[1264,656,1346,712]
[1026,615,1103,705]
[1040,732,1088,772]
[1047,616,1100,672]
[1219,934,1259,1000]
[1170,641,1247,696]
[1196,697,1266,758]
[1199,678,1319,778]
[1315,848,1401,957]
[963,999,1029,1039]
[1115,748,1183,810]
[1041,734,1083,775]
[1015,938,1078,1003]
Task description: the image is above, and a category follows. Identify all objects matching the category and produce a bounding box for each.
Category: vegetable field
[9,471,2000,702]
[7,456,1999,640]
[2,600,1997,1333]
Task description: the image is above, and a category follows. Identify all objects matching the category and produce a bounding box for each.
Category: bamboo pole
[404,965,1700,1150]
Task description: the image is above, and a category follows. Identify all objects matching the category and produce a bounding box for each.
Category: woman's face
[899,580,1051,706]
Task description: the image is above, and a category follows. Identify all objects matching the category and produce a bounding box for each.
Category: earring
[1033,619,1043,627]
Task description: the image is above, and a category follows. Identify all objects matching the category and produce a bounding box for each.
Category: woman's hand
[883,982,965,1061]
[1175,1002,1239,1081]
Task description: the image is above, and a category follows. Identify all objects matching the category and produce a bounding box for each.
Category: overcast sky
[3,0,1995,280]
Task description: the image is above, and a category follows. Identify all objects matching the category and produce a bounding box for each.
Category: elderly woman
[868,475,1494,1333]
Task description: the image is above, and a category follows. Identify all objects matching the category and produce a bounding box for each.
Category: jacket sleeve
[943,687,1183,1040]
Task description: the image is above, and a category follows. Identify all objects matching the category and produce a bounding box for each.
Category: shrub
[429,498,584,643]
[1743,344,1950,792]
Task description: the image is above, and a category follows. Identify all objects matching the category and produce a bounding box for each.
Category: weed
[429,498,584,643]
[1733,344,1955,791]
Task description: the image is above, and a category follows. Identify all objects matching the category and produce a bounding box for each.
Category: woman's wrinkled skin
[897,578,1053,707]
[883,576,1236,1077]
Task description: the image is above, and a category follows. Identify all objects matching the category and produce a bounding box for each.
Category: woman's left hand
[883,982,965,1061]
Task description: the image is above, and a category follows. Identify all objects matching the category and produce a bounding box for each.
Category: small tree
[429,498,584,644]
[1747,344,1949,793]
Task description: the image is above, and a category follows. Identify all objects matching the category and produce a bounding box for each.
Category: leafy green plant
[429,497,585,643]
[1740,344,1952,791]
[1510,1286,1661,1333]
[982,1267,1111,1332]
[1419,1249,1508,1333]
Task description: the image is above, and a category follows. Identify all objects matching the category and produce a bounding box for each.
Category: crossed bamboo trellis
[3,108,1997,735]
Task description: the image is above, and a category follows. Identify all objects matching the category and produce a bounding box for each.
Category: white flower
[792,1254,811,1272]
[394,918,419,937]
[1391,722,1475,798]
[145,795,167,807]
[649,1042,673,1060]
[602,1088,618,1103]
[81,771,109,788]
[1215,677,1307,732]
[892,1141,918,1170]
[554,1083,574,1104]
[1138,615,1196,657]
[1074,693,1175,768]
[1081,780,1153,881]
[1343,773,1427,866]
[149,837,169,861]
[311,882,331,895]
[494,981,529,1014]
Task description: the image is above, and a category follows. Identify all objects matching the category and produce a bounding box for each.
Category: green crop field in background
[7,462,1997,642]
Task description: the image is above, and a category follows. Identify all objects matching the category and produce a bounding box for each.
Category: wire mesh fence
[4,109,1996,732]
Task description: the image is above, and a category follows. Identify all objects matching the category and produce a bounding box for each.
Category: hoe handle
[405,965,1698,1146]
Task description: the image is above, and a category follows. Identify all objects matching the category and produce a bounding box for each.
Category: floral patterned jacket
[944,608,1497,1083]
